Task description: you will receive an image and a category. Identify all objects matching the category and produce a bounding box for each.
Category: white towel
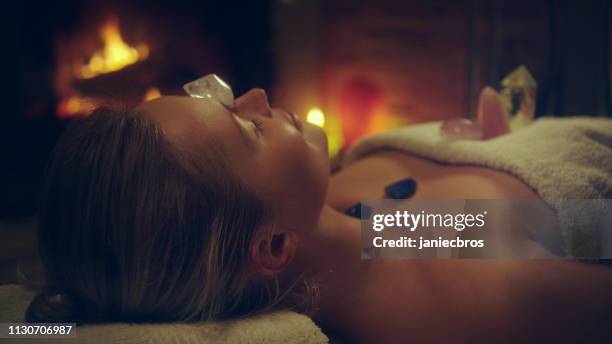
[343,117,612,257]
[0,284,328,344]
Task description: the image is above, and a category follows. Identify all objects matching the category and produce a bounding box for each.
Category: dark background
[1,0,276,218]
[1,0,610,219]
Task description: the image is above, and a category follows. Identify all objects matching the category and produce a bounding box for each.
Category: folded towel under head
[343,117,612,257]
[0,284,328,344]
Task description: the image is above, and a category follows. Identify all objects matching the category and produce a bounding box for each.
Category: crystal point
[478,86,510,139]
[501,65,537,88]
[183,74,234,106]
[500,65,537,127]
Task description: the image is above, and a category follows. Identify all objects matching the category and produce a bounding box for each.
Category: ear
[250,230,298,278]
[477,86,510,139]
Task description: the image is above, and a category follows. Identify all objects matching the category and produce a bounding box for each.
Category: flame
[79,18,148,79]
[306,107,325,127]
[143,87,161,101]
[56,95,96,118]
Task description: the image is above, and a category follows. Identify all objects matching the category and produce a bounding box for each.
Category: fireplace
[4,0,610,218]
[52,7,236,118]
[6,0,274,216]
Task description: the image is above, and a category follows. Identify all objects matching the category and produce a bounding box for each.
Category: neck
[293,204,366,323]
[291,204,362,288]
[277,204,363,313]
[281,204,361,288]
[301,203,362,262]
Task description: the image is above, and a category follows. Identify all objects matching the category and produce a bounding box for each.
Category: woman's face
[136,89,330,234]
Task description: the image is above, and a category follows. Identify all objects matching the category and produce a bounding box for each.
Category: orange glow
[306,107,325,127]
[79,18,149,79]
[339,77,384,149]
[143,87,161,101]
[56,96,96,118]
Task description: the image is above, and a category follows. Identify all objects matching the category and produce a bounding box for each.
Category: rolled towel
[343,117,612,257]
[0,284,328,344]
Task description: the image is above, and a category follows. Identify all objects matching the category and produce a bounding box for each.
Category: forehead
[135,95,229,139]
[134,96,252,169]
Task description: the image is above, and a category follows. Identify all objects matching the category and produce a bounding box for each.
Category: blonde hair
[26,107,316,324]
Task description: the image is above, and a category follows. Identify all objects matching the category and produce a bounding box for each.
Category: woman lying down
[27,75,612,343]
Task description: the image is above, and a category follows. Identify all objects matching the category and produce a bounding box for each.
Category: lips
[283,110,303,132]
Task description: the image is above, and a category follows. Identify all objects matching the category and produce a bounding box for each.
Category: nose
[234,88,272,118]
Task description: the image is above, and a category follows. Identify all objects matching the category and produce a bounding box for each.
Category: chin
[305,123,329,157]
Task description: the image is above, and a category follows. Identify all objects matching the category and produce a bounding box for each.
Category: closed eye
[251,119,264,137]
[223,102,262,141]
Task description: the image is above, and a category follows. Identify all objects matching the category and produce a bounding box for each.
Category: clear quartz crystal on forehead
[183,74,235,106]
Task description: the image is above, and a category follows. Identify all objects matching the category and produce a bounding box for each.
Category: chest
[326,150,540,212]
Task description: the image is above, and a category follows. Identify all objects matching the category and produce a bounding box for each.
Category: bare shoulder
[327,149,540,211]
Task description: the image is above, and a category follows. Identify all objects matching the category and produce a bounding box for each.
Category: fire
[56,96,96,118]
[306,107,325,127]
[143,87,161,101]
[79,18,149,79]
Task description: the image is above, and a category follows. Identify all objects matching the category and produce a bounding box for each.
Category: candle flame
[306,107,325,127]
